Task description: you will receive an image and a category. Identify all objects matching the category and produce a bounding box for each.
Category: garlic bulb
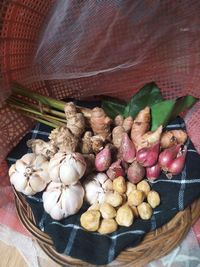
[43,181,84,220]
[48,152,86,185]
[27,139,57,159]
[83,173,113,205]
[9,153,50,195]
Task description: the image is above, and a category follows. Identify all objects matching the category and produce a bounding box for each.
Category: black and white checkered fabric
[7,116,200,265]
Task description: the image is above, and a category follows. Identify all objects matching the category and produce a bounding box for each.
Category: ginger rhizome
[90,107,112,140]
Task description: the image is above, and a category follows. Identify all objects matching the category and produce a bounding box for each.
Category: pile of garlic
[10,151,87,220]
[81,178,160,234]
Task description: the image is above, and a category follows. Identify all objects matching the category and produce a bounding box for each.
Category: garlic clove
[21,153,35,165]
[10,172,27,192]
[29,174,47,192]
[95,173,108,185]
[43,190,61,214]
[23,184,35,195]
[62,184,84,216]
[48,157,61,181]
[8,164,16,177]
[33,154,48,168]
[50,205,64,221]
[37,161,51,183]
[15,160,26,173]
[84,180,102,204]
[98,192,107,204]
[60,163,79,185]
[70,153,86,178]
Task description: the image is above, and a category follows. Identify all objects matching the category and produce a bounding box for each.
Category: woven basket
[13,187,200,267]
[1,0,200,265]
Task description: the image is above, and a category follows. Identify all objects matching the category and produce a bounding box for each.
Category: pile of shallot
[95,106,188,184]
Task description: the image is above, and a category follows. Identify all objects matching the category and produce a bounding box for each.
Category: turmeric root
[131,107,150,148]
[160,130,188,149]
[90,107,112,140]
[64,102,85,137]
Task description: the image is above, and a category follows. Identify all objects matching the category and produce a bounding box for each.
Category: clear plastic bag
[1,0,200,160]
[33,0,200,100]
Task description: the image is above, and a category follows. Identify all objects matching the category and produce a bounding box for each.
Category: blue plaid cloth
[7,117,200,265]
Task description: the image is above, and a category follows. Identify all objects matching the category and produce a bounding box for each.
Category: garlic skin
[83,173,113,205]
[9,153,50,195]
[43,182,84,220]
[48,152,86,185]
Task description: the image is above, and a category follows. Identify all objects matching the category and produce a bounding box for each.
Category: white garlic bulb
[83,173,113,205]
[48,152,86,185]
[43,181,84,220]
[9,153,50,195]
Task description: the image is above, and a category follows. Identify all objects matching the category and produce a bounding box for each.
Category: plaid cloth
[7,116,200,265]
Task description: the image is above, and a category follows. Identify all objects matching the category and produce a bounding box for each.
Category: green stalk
[8,102,64,127]
[12,82,66,111]
[7,99,67,123]
[11,82,92,118]
[11,108,58,128]
[9,95,66,119]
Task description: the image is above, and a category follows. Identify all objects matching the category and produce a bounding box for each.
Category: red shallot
[106,159,125,180]
[167,146,187,175]
[158,144,181,171]
[136,142,160,167]
[146,163,161,180]
[119,133,136,163]
[95,146,111,171]
[127,160,145,184]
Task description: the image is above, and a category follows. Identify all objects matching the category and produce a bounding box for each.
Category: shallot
[106,159,125,180]
[158,144,181,170]
[146,163,161,180]
[119,133,136,163]
[95,146,111,171]
[167,146,187,175]
[127,160,145,184]
[136,142,160,167]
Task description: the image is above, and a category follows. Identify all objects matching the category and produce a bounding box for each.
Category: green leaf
[101,98,126,119]
[124,82,163,117]
[151,96,198,131]
[151,99,177,131]
[101,82,163,119]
